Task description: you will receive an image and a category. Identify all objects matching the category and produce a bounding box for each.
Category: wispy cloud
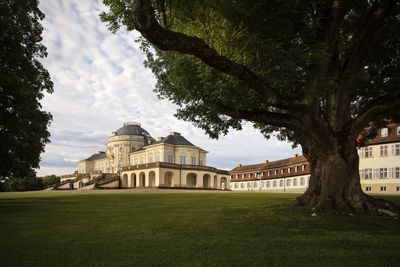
[37,0,300,176]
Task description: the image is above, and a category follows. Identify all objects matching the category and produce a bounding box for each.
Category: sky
[36,0,301,176]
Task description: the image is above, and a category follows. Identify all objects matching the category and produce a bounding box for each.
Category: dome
[113,122,153,139]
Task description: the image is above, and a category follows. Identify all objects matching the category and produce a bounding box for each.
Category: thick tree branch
[325,1,348,53]
[130,0,307,111]
[351,93,400,137]
[217,104,305,133]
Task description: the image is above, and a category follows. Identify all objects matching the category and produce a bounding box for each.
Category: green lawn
[0,191,399,266]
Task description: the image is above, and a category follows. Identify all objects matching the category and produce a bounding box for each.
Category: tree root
[292,191,400,217]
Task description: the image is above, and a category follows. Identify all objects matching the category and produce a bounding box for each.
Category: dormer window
[381,128,388,137]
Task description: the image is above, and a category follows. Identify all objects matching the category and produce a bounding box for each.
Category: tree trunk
[293,139,399,216]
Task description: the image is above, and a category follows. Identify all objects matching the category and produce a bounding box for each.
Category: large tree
[101,0,400,214]
[0,0,53,180]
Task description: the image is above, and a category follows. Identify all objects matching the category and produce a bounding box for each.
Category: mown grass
[0,191,399,266]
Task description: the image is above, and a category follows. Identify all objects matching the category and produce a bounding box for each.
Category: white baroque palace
[58,122,229,190]
[229,123,400,195]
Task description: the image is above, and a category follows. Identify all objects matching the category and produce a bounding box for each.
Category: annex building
[229,123,400,195]
[57,122,229,190]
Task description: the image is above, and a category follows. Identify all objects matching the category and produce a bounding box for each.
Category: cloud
[36,0,301,176]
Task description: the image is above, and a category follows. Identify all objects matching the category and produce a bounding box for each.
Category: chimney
[265,160,269,163]
[237,164,242,167]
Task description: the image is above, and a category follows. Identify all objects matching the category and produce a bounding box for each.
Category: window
[380,145,388,157]
[287,179,291,187]
[234,183,239,188]
[274,170,278,175]
[167,155,174,163]
[301,165,306,171]
[397,186,400,192]
[293,178,298,186]
[155,153,160,162]
[300,177,305,186]
[247,182,250,188]
[365,186,371,192]
[273,181,277,187]
[279,180,284,187]
[381,128,388,137]
[148,154,153,163]
[365,169,373,179]
[199,160,203,166]
[266,181,270,188]
[379,168,388,179]
[380,186,387,192]
[254,182,258,188]
[294,166,298,172]
[242,174,245,179]
[241,183,245,188]
[261,182,265,188]
[394,144,400,156]
[395,167,400,179]
[397,126,400,136]
[287,167,291,173]
[191,156,196,165]
[280,169,284,174]
[268,171,271,176]
[179,156,186,165]
[365,147,373,158]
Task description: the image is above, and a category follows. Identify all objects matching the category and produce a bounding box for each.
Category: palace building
[56,122,229,190]
[229,123,400,195]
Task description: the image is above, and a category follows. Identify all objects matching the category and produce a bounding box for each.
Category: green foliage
[41,175,60,188]
[101,0,400,142]
[3,171,44,192]
[0,0,53,179]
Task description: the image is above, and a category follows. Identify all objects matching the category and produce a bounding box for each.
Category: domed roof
[114,122,153,138]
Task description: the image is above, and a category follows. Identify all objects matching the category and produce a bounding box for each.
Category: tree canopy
[101,0,400,214]
[0,0,53,180]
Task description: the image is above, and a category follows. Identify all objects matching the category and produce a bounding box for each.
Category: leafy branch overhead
[101,0,400,141]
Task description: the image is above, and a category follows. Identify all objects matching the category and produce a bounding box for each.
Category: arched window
[293,178,298,186]
[267,181,270,188]
[287,179,291,187]
[300,177,305,186]
[279,180,284,187]
[273,181,277,187]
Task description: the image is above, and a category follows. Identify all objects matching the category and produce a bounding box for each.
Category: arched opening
[121,174,128,188]
[149,171,156,187]
[220,177,227,190]
[164,171,174,187]
[203,174,211,188]
[213,176,218,188]
[78,181,84,188]
[139,172,145,187]
[130,173,137,188]
[186,173,197,188]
